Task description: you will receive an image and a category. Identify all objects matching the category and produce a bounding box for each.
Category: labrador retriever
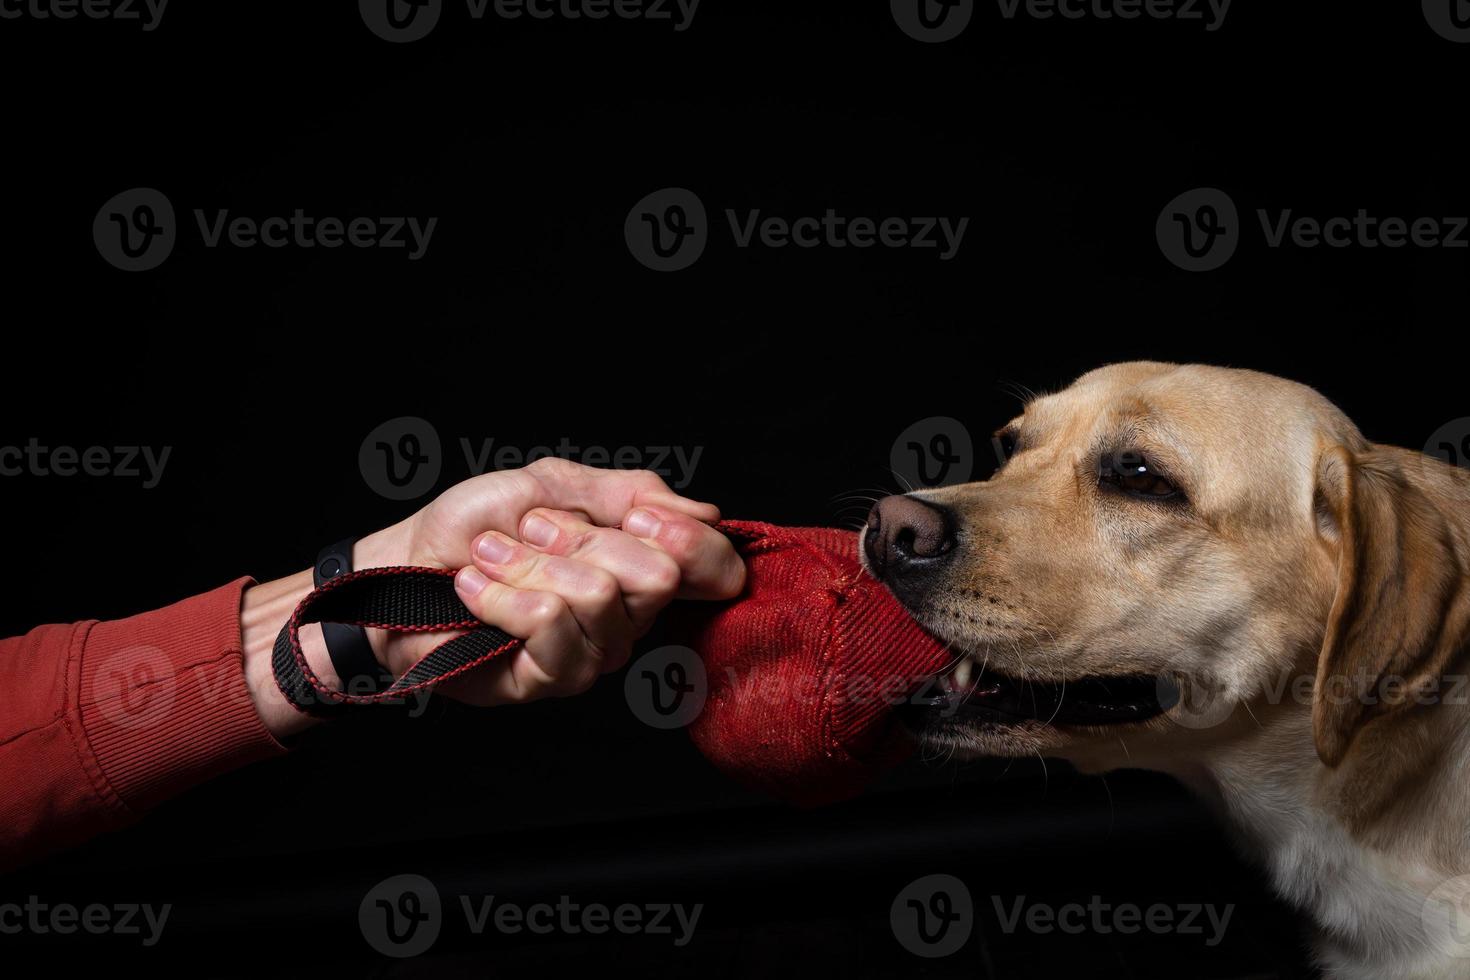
[863,362,1470,980]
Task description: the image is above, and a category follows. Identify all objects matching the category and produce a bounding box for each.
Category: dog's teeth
[953,658,974,691]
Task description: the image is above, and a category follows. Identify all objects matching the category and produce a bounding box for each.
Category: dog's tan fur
[891,363,1470,979]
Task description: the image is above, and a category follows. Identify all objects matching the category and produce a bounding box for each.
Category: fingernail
[476,534,514,564]
[457,567,490,597]
[625,509,661,539]
[521,514,557,548]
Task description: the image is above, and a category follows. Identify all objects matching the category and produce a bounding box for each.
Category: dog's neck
[1157,706,1470,980]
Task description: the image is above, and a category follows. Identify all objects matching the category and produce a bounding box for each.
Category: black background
[1,1,1466,976]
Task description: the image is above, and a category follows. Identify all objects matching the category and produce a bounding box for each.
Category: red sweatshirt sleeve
[0,579,287,870]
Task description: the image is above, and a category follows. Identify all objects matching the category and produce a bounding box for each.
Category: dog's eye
[1098,451,1181,500]
[993,427,1020,466]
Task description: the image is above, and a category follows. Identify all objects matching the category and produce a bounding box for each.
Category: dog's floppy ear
[1312,445,1470,767]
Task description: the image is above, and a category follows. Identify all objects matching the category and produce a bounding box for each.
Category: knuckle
[657,518,699,556]
[584,571,621,606]
[635,469,671,492]
[521,592,566,631]
[643,554,681,596]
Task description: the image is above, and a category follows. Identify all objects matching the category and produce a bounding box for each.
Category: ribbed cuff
[76,578,287,815]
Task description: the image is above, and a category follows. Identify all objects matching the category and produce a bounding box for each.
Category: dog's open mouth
[901,660,1178,730]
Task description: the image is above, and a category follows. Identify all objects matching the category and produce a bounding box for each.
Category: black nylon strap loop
[272,566,521,718]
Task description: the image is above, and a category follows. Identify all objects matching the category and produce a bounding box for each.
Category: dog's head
[867,362,1470,771]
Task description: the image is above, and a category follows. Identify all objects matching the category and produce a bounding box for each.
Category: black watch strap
[314,537,392,702]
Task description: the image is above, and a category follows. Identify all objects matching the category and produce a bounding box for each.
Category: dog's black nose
[864,495,956,579]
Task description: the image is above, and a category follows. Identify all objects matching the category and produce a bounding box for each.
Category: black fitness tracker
[314,537,392,697]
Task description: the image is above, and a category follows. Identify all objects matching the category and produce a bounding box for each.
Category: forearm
[0,581,285,870]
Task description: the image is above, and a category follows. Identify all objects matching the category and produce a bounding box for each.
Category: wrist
[240,517,422,738]
[241,569,333,739]
[355,517,415,570]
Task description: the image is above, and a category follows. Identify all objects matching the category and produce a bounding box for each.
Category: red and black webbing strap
[271,565,520,718]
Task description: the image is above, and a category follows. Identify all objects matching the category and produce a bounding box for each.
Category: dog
[862,362,1470,980]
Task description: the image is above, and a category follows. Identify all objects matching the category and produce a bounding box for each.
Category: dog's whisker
[1097,772,1116,838]
[1031,746,1049,797]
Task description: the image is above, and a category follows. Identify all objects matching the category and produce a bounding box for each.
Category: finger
[444,568,602,705]
[515,508,682,633]
[428,459,720,567]
[470,531,636,672]
[619,504,747,600]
